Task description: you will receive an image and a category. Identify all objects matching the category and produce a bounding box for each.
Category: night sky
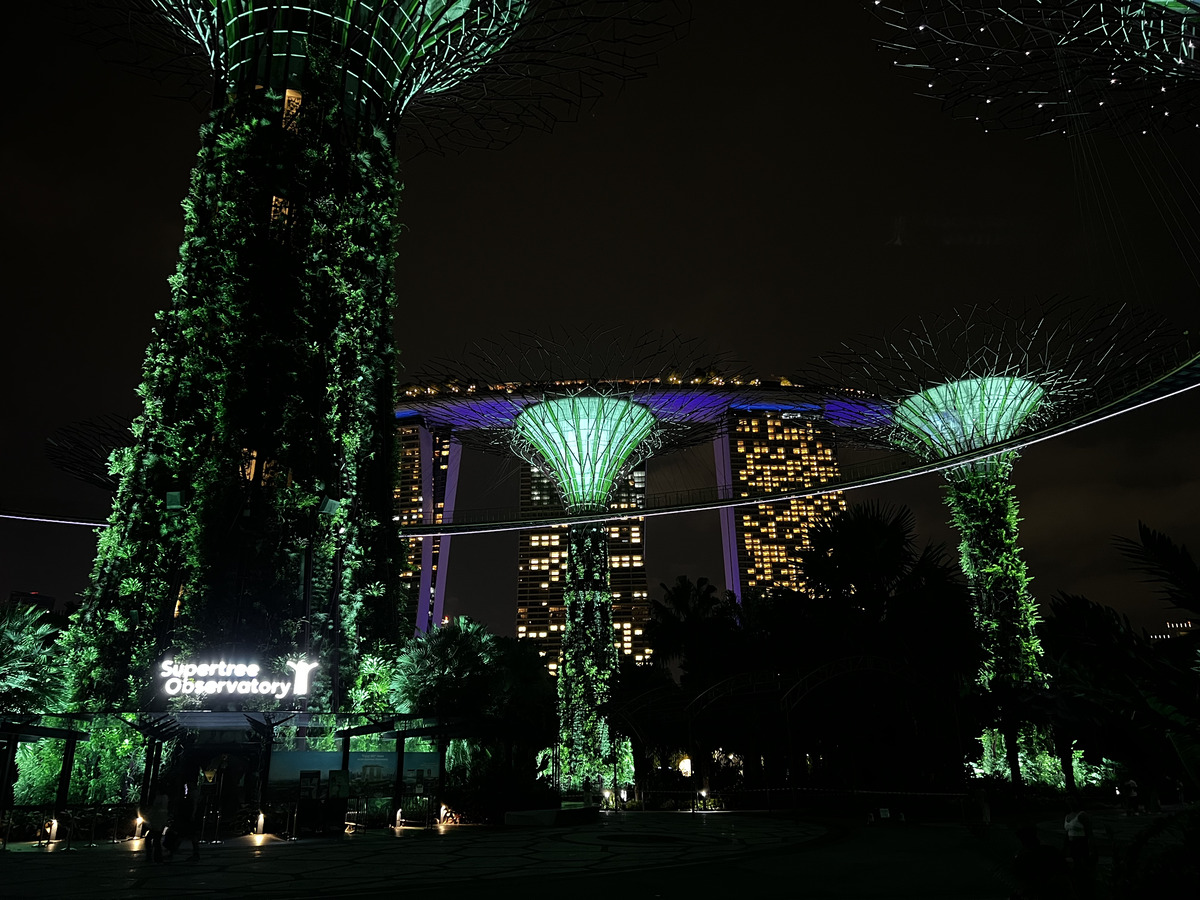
[2,2,1197,636]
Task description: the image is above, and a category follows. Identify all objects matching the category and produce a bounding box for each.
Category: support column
[392,731,405,827]
[56,735,79,816]
[944,455,1045,790]
[558,520,618,791]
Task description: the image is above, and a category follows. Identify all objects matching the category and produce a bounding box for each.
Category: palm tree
[1041,580,1200,794]
[798,502,980,787]
[388,617,559,795]
[0,604,64,716]
[1116,521,1200,625]
[647,575,728,676]
[389,616,495,718]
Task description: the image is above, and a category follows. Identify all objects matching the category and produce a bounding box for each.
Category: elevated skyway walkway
[5,344,1196,535]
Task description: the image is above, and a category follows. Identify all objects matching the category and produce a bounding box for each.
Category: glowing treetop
[401,331,866,516]
[873,1,1200,135]
[99,1,683,149]
[823,299,1170,462]
[142,1,526,121]
[894,376,1046,460]
[513,395,657,513]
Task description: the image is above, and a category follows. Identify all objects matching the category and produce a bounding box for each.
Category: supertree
[819,299,1176,784]
[60,2,684,714]
[400,330,859,788]
[872,2,1200,136]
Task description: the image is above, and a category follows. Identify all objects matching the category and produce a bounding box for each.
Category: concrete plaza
[0,808,1042,899]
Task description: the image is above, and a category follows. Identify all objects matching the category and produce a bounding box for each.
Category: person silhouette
[140,782,170,863]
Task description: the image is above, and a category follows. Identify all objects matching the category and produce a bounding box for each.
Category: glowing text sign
[158,658,318,701]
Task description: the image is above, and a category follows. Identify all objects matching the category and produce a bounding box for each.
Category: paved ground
[0,807,1168,899]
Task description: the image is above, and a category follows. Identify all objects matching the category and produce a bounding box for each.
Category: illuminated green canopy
[152,0,528,118]
[894,376,1046,460]
[513,395,658,514]
[1147,2,1199,14]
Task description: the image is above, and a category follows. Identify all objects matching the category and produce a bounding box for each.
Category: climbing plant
[61,68,406,713]
[558,522,620,790]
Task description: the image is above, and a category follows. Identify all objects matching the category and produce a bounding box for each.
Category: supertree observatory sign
[158,657,318,702]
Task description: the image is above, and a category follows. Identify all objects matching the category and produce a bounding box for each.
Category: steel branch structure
[819,297,1178,781]
[873,1,1200,136]
[83,1,685,152]
[45,415,135,493]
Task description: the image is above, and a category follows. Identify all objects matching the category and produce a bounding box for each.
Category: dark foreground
[0,808,1167,899]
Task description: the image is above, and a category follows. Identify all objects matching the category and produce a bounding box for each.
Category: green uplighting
[894,376,1045,459]
[155,1,528,116]
[1146,1,1200,14]
[514,396,657,514]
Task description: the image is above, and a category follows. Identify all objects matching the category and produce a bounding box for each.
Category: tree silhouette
[1116,522,1200,621]
[640,503,980,792]
[0,604,64,716]
[647,575,729,677]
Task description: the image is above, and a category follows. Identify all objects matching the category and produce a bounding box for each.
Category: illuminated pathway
[2,812,827,897]
[8,805,1170,899]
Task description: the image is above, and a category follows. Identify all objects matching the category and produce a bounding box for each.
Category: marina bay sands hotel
[394,385,845,672]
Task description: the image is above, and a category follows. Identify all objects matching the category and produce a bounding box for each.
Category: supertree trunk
[944,456,1044,688]
[558,521,618,790]
[62,83,405,712]
[944,454,1046,787]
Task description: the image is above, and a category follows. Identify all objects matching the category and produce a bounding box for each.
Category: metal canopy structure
[391,323,1197,535]
[873,1,1200,136]
[82,1,687,151]
[398,377,882,509]
[16,337,1199,536]
[818,299,1177,459]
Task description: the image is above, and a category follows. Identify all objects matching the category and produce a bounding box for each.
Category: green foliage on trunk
[558,522,620,790]
[970,726,1117,790]
[943,456,1045,691]
[61,75,406,712]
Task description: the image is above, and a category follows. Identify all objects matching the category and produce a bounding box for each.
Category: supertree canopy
[87,1,682,151]
[513,396,659,513]
[873,1,1200,135]
[62,2,683,716]
[401,331,859,788]
[820,299,1175,781]
[147,0,526,118]
[893,376,1047,458]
